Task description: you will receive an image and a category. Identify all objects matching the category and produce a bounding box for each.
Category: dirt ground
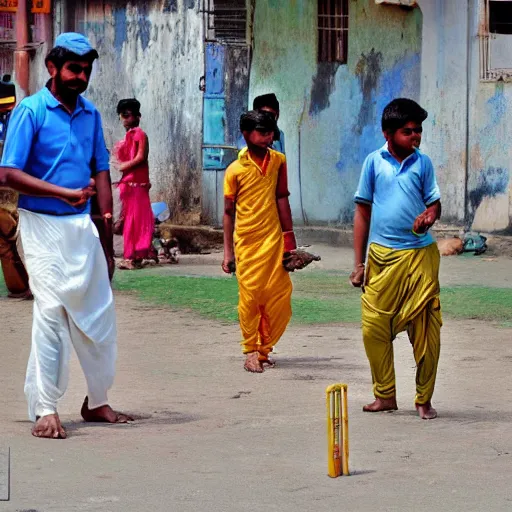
[1,245,512,511]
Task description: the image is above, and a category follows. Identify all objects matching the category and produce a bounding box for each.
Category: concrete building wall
[467,0,512,233]
[24,0,512,232]
[418,0,469,224]
[250,0,512,232]
[249,0,422,225]
[29,44,50,94]
[419,0,512,231]
[74,0,204,221]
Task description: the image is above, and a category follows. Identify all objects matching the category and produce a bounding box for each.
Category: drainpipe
[297,92,308,225]
[14,0,30,98]
[464,0,471,229]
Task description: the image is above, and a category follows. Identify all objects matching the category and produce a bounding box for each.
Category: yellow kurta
[224,148,292,359]
[362,242,442,405]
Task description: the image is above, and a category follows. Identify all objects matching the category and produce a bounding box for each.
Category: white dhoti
[18,209,117,421]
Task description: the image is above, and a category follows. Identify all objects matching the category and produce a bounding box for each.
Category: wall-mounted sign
[0,0,17,13]
[32,0,50,14]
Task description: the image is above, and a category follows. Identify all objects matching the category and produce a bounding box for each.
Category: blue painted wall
[249,0,422,225]
[420,0,512,231]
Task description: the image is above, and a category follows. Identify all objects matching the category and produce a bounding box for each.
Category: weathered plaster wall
[77,0,204,221]
[467,0,512,232]
[420,0,512,231]
[250,0,422,225]
[418,0,468,223]
[29,44,50,94]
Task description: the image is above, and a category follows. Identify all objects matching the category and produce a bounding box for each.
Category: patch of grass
[440,286,512,322]
[0,271,6,296]
[113,268,512,326]
[113,270,361,324]
[3,264,512,326]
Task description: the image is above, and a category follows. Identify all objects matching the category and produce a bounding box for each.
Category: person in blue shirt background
[0,32,132,439]
[237,93,285,154]
[350,98,442,421]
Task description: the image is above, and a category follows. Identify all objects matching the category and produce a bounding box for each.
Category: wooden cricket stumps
[326,383,349,477]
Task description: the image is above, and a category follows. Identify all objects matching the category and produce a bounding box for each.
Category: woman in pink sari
[114,99,155,270]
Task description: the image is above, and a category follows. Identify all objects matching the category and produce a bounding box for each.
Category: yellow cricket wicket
[326,383,349,477]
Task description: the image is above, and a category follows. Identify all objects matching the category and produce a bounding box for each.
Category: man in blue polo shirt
[350,98,442,421]
[1,33,132,439]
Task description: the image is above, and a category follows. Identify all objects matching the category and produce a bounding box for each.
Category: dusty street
[1,246,512,511]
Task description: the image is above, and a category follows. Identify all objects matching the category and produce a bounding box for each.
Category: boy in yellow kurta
[223,110,298,373]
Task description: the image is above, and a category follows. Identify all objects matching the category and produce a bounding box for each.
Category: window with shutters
[318,0,348,63]
[203,0,248,46]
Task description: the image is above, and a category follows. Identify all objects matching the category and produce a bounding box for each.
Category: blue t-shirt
[1,86,110,215]
[354,144,441,250]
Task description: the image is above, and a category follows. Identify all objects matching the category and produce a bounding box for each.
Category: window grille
[480,0,512,80]
[318,0,348,63]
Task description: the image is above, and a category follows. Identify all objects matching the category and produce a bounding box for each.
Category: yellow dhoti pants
[237,234,292,359]
[362,243,442,405]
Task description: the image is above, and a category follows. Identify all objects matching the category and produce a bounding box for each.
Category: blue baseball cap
[54,32,98,58]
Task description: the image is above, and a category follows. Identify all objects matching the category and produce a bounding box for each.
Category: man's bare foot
[416,401,437,420]
[363,397,398,412]
[244,352,264,373]
[8,290,33,300]
[80,397,133,423]
[32,414,67,439]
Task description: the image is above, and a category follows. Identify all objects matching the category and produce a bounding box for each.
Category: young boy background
[351,98,442,420]
[237,93,285,155]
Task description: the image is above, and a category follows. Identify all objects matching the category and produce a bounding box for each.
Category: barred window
[318,0,348,63]
[480,0,512,81]
[489,0,512,34]
[203,0,248,46]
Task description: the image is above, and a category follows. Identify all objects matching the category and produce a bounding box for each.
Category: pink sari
[114,127,154,260]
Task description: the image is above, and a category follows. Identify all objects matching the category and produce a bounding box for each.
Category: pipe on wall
[14,0,30,98]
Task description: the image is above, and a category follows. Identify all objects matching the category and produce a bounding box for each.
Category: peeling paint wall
[420,0,512,231]
[418,0,468,224]
[467,0,512,233]
[75,0,204,221]
[249,0,422,225]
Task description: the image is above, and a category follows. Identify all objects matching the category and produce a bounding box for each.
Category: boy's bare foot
[32,414,67,439]
[244,352,264,373]
[260,356,276,367]
[80,397,133,423]
[416,401,437,420]
[363,397,398,412]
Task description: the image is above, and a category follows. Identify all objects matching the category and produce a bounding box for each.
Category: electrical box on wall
[375,0,418,6]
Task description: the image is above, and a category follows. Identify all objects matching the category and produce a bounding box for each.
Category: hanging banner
[0,0,17,13]
[31,0,50,14]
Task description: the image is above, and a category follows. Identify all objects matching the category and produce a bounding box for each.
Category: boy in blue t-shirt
[351,98,442,420]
